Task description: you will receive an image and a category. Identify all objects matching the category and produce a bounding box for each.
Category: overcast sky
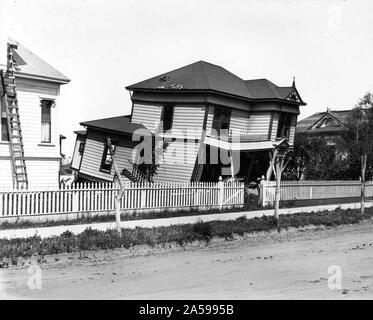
[2,0,373,158]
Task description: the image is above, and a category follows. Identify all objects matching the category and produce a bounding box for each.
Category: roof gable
[297,109,351,133]
[10,40,70,83]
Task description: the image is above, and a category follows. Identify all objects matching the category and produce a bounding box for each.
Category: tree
[341,92,373,214]
[284,133,352,181]
[282,133,309,181]
[270,145,292,220]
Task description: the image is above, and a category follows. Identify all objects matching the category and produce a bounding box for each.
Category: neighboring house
[71,115,145,183]
[71,60,306,183]
[296,108,351,145]
[0,40,70,189]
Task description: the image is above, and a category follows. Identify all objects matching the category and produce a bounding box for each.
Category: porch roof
[204,135,275,151]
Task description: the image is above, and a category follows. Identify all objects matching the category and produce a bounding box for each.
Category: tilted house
[71,116,145,183]
[0,40,70,189]
[296,108,351,145]
[126,61,306,182]
[71,60,306,183]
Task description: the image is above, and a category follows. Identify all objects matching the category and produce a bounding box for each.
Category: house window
[161,105,174,131]
[1,100,9,141]
[41,100,53,143]
[100,141,116,173]
[212,107,231,135]
[78,142,85,154]
[276,113,292,139]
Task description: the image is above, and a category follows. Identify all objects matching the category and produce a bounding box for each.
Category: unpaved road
[1,220,373,299]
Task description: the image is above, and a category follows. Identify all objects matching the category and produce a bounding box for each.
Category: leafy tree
[340,92,373,214]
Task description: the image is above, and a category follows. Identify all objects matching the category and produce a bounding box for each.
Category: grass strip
[1,206,372,267]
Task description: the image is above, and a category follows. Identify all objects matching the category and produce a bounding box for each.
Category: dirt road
[1,220,373,299]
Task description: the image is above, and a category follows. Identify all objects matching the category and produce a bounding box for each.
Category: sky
[1,0,373,159]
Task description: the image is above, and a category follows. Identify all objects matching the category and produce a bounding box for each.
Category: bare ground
[1,220,373,300]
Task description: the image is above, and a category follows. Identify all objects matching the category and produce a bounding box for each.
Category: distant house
[296,108,351,145]
[71,115,146,183]
[0,40,70,189]
[71,60,306,183]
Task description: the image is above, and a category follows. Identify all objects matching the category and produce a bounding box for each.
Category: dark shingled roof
[126,60,305,104]
[244,79,293,100]
[80,115,145,135]
[296,109,352,133]
[10,39,70,83]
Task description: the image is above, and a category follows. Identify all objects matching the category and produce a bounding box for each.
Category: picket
[0,181,245,217]
[260,180,373,206]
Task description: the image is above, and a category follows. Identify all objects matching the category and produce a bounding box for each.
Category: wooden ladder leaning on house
[0,42,28,189]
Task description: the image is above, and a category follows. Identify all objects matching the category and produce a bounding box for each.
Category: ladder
[0,42,28,189]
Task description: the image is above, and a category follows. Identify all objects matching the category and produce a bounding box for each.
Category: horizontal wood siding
[79,130,136,182]
[26,159,60,188]
[246,112,271,135]
[205,106,214,135]
[230,110,250,135]
[0,159,13,188]
[271,112,279,141]
[288,115,297,145]
[169,105,205,139]
[154,140,200,182]
[16,77,60,96]
[1,77,63,188]
[16,81,61,158]
[131,103,163,132]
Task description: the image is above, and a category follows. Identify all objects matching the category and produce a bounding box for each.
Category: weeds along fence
[0,181,245,217]
[260,180,373,207]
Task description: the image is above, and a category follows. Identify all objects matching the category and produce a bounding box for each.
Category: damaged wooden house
[0,40,70,189]
[71,60,306,183]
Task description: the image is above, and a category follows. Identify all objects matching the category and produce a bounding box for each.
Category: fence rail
[0,181,245,217]
[260,180,373,206]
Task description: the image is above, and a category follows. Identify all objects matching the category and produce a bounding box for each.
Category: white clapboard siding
[154,140,200,182]
[0,159,13,188]
[0,181,245,217]
[205,106,214,134]
[131,103,163,132]
[230,110,250,135]
[25,159,60,189]
[288,115,297,145]
[79,131,135,182]
[271,112,279,141]
[171,105,205,139]
[16,83,61,158]
[246,112,271,135]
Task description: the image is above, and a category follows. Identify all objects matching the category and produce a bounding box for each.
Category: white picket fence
[260,180,373,206]
[0,181,245,217]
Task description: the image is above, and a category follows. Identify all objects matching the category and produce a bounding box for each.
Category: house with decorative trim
[71,60,306,183]
[296,108,351,145]
[0,40,70,189]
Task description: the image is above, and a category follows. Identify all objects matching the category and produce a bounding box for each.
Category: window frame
[1,99,9,142]
[40,99,53,144]
[276,113,292,140]
[161,105,174,132]
[100,140,116,173]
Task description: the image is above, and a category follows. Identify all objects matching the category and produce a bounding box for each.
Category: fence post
[219,176,224,210]
[260,179,266,207]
